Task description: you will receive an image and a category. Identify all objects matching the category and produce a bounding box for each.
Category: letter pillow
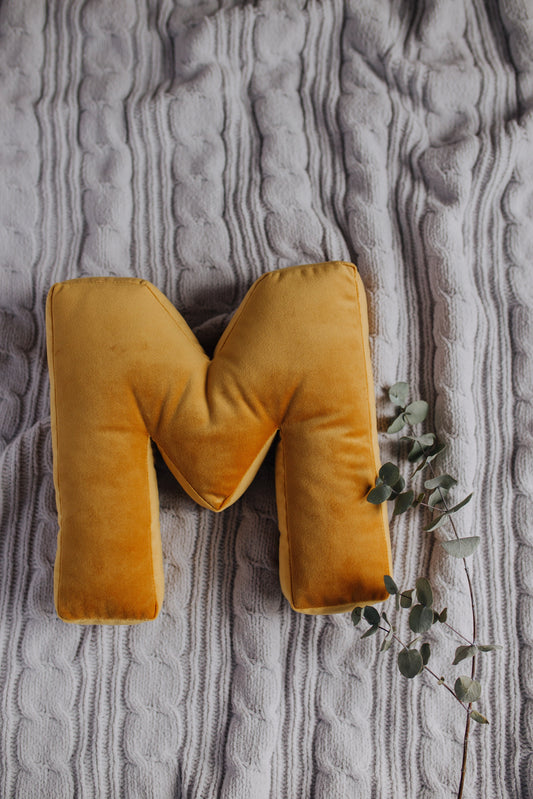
[46,261,392,624]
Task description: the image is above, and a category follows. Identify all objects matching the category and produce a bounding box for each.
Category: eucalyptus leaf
[441,536,480,558]
[404,400,429,425]
[412,492,426,507]
[452,645,478,665]
[411,459,429,477]
[392,475,406,493]
[447,492,474,515]
[380,629,394,653]
[351,607,363,626]
[424,474,458,491]
[389,382,409,407]
[438,608,448,623]
[398,648,424,678]
[367,484,393,504]
[361,625,379,638]
[381,611,390,625]
[409,604,434,633]
[420,642,431,665]
[408,434,436,462]
[388,414,407,434]
[428,487,450,508]
[415,578,433,608]
[400,589,413,609]
[477,644,502,652]
[470,710,489,725]
[393,490,415,516]
[364,606,380,626]
[384,575,398,595]
[379,462,401,486]
[426,441,446,463]
[454,676,481,703]
[424,513,448,532]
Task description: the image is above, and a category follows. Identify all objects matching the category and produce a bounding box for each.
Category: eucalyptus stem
[409,434,478,799]
[360,383,495,799]
[376,624,467,710]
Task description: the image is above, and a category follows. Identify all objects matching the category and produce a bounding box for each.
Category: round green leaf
[409,604,434,633]
[389,382,409,407]
[379,462,401,486]
[428,487,450,508]
[361,625,379,639]
[452,645,478,665]
[470,709,489,725]
[398,648,424,678]
[392,475,406,493]
[424,474,458,491]
[420,642,431,665]
[388,414,407,434]
[404,401,429,425]
[447,492,474,515]
[412,492,426,507]
[380,629,393,653]
[407,434,436,462]
[441,536,480,558]
[384,575,398,595]
[454,676,482,703]
[424,513,448,532]
[367,484,393,504]
[427,441,446,463]
[363,606,380,625]
[400,589,413,609]
[351,607,363,626]
[415,577,433,607]
[393,490,415,517]
[438,607,448,623]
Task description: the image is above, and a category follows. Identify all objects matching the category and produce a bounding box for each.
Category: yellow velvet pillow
[46,261,392,624]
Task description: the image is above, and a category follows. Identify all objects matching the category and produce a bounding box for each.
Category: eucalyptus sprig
[354,382,501,799]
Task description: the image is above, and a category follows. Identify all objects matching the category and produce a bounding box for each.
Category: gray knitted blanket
[1,1,532,796]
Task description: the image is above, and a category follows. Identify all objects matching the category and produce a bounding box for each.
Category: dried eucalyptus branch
[353,382,501,799]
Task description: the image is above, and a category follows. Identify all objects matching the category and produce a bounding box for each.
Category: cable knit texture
[0,0,531,796]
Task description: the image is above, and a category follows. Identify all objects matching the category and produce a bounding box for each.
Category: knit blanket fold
[1,1,531,796]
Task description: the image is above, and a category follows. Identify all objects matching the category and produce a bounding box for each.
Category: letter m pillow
[46,261,392,623]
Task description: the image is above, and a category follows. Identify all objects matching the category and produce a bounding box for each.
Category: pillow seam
[48,286,66,616]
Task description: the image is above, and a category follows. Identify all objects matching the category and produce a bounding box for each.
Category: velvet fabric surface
[46,261,391,623]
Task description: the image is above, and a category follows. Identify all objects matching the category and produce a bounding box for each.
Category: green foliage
[453,645,478,665]
[398,648,424,678]
[393,490,414,516]
[454,676,482,703]
[409,604,434,633]
[351,606,362,626]
[441,536,480,558]
[367,483,393,504]
[364,606,380,625]
[415,578,433,607]
[355,376,500,782]
[403,401,429,425]
[389,382,409,407]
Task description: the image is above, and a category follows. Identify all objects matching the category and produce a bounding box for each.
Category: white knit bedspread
[1,1,532,797]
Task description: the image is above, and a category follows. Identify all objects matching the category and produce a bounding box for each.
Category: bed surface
[1,1,532,796]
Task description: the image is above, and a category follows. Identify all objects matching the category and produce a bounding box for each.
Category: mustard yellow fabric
[46,261,392,624]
